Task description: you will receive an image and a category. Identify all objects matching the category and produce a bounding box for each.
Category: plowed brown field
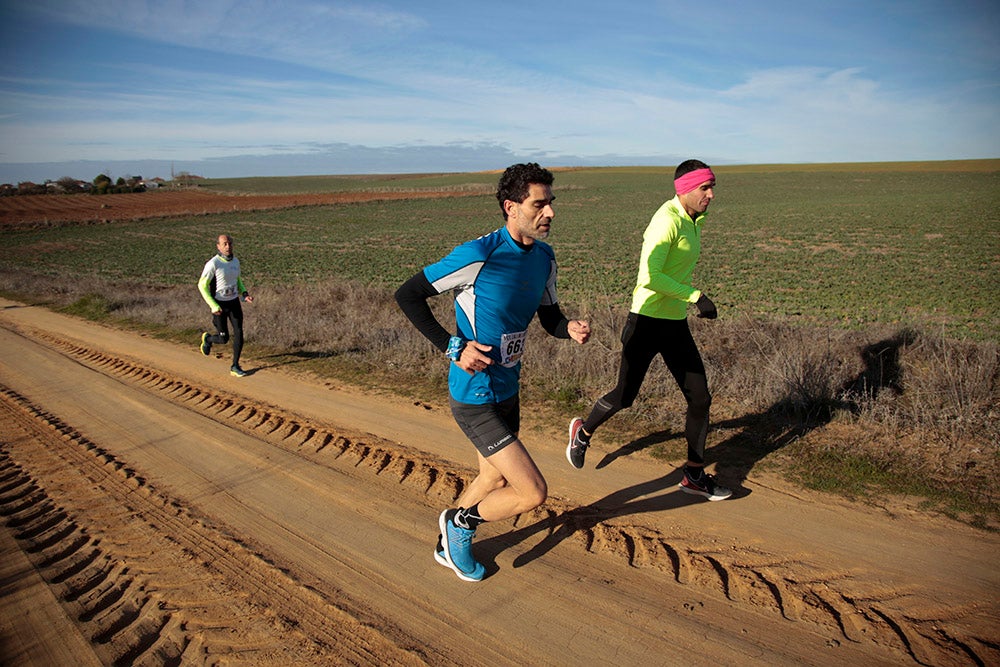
[0,189,476,227]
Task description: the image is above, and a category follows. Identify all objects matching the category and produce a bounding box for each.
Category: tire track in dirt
[28,329,995,667]
[0,385,427,666]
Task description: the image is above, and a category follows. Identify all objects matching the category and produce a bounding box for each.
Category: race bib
[500,330,527,368]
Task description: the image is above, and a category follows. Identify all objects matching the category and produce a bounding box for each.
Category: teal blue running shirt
[423,226,559,405]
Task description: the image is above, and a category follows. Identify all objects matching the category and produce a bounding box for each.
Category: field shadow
[713,330,916,484]
[841,329,915,401]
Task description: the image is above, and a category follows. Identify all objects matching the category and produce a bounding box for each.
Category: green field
[2,161,998,522]
[4,161,998,340]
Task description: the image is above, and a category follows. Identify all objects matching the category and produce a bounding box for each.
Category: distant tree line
[0,172,200,197]
[92,174,147,195]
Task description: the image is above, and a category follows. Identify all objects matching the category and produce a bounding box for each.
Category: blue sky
[1,0,997,181]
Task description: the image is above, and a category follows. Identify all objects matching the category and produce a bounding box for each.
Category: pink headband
[674,168,716,195]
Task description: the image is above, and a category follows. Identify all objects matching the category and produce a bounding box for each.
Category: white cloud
[25,0,427,70]
[4,1,998,173]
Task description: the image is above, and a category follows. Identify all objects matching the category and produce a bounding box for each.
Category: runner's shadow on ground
[474,468,751,572]
[593,410,821,481]
[593,330,915,486]
[593,429,678,469]
[484,331,919,575]
[252,349,345,372]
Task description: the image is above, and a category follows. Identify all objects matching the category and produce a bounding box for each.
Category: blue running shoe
[200,332,212,356]
[230,365,247,377]
[439,509,485,582]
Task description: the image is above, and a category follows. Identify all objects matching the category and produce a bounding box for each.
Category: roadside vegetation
[1,162,997,529]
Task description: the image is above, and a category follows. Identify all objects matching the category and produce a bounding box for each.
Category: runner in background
[198,233,253,377]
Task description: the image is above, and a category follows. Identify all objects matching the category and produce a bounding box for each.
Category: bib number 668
[500,330,527,368]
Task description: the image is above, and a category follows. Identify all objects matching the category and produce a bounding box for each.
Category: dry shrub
[1,270,996,497]
[894,334,999,430]
[702,317,856,418]
[525,305,998,491]
[848,332,1000,486]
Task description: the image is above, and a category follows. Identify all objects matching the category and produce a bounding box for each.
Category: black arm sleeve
[394,271,453,353]
[537,303,570,339]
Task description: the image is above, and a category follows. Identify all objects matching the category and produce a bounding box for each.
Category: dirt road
[1,296,996,666]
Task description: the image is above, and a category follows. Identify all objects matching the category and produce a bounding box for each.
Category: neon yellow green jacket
[630,196,704,320]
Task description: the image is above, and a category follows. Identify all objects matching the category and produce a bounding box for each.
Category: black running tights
[208,298,244,365]
[583,313,711,465]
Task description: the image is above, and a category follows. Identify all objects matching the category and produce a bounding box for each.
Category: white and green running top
[198,254,246,311]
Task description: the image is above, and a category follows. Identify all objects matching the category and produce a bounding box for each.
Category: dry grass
[3,270,997,526]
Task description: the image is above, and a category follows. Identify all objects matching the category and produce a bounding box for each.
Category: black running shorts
[449,394,520,458]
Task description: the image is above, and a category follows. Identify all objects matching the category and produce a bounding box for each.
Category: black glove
[695,293,718,319]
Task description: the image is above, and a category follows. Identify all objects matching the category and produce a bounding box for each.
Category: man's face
[507,183,555,243]
[217,235,233,256]
[679,180,715,217]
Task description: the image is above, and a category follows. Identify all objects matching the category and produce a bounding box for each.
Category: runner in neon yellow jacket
[631,194,706,320]
[567,159,731,501]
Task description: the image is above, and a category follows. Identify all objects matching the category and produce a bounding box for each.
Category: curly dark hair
[674,159,711,180]
[496,163,554,220]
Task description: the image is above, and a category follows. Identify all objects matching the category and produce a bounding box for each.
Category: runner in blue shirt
[395,163,591,581]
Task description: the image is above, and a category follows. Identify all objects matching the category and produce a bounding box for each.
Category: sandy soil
[0,297,996,666]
